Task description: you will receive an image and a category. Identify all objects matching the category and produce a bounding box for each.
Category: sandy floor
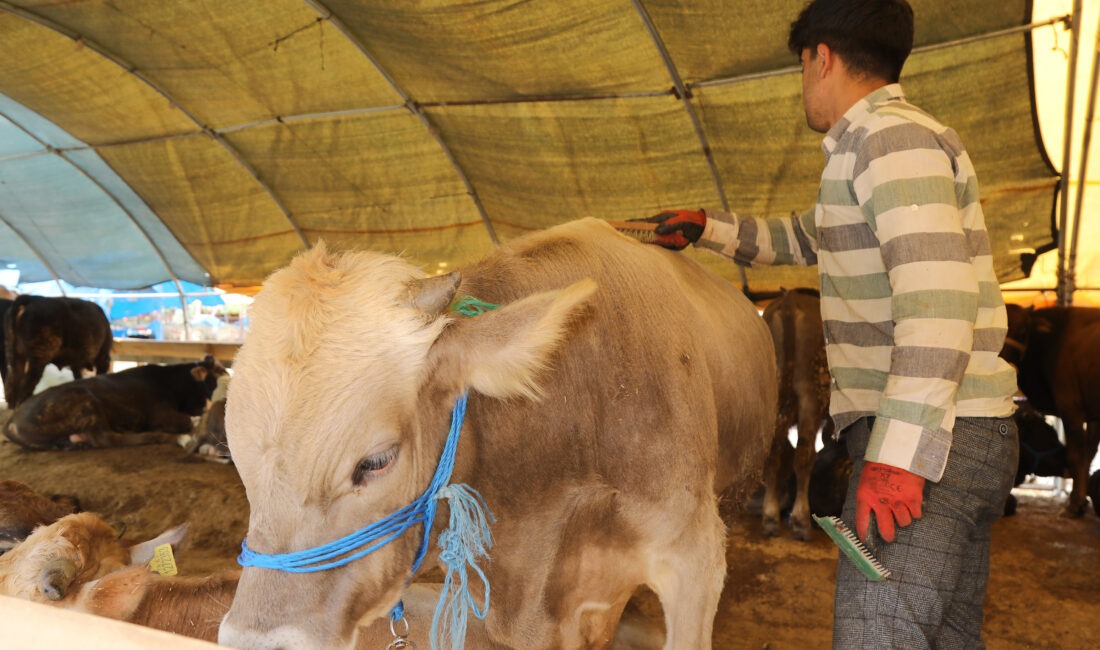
[0,430,1097,649]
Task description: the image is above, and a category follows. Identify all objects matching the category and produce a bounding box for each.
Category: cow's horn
[38,558,78,601]
[408,271,461,316]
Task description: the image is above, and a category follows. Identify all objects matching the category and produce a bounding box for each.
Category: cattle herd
[0,218,1097,649]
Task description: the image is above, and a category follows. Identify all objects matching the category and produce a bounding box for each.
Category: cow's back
[457,218,775,500]
[1016,307,1100,415]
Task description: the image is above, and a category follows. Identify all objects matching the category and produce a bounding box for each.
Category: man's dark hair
[787,0,914,83]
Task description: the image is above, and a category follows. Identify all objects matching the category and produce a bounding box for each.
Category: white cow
[219,218,776,649]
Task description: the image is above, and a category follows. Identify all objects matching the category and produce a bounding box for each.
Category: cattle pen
[0,426,1096,649]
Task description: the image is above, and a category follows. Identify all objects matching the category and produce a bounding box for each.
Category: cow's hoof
[1060,503,1087,518]
[1089,471,1100,518]
[789,519,814,542]
[761,517,781,537]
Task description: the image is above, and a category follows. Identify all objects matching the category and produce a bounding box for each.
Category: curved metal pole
[303,0,499,246]
[629,0,748,290]
[1058,0,1083,306]
[1067,8,1100,307]
[0,1,309,252]
[0,107,193,336]
[0,212,66,295]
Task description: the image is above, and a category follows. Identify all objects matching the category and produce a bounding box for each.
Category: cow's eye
[353,446,398,485]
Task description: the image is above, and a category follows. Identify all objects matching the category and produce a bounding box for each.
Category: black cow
[1002,304,1100,516]
[0,298,12,384]
[3,295,112,408]
[808,431,852,519]
[760,288,832,540]
[3,355,226,450]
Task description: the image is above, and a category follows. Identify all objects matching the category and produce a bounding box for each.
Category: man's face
[800,47,830,134]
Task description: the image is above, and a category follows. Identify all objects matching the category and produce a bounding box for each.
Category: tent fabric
[0,0,1057,294]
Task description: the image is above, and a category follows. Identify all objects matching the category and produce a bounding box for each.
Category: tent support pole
[1067,6,1100,307]
[1058,0,1083,306]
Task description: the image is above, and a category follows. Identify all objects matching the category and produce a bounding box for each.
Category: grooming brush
[812,514,891,581]
[605,220,659,244]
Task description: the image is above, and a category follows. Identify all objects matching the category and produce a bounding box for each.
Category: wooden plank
[0,594,221,649]
[112,339,241,367]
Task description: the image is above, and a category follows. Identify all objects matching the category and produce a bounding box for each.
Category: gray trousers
[833,415,1018,650]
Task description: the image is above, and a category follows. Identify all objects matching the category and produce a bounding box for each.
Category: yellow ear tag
[149,543,178,577]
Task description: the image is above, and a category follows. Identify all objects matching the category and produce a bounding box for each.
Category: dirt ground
[1,424,1098,649]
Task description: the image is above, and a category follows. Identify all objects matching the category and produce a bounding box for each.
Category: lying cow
[0,512,184,603]
[219,218,777,650]
[0,480,80,554]
[1,512,661,647]
[3,355,226,450]
[1002,304,1100,516]
[760,288,832,540]
[61,565,663,649]
[180,373,231,462]
[4,295,112,408]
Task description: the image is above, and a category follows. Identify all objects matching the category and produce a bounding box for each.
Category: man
[639,1,1018,647]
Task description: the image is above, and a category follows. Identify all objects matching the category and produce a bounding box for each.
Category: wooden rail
[112,339,241,367]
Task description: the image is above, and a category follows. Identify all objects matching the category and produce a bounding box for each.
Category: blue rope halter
[237,392,494,649]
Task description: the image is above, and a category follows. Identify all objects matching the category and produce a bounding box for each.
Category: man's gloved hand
[855,461,925,543]
[632,210,706,250]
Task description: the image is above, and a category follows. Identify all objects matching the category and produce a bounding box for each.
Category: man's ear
[816,43,833,76]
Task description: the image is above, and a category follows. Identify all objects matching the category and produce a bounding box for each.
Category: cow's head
[179,354,229,416]
[220,243,596,650]
[0,512,186,603]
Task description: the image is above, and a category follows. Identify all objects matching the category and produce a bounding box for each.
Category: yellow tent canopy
[0,1,1058,296]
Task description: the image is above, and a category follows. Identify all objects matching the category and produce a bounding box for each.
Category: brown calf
[68,568,662,649]
[760,288,832,540]
[0,480,80,554]
[1002,305,1100,516]
[0,512,185,603]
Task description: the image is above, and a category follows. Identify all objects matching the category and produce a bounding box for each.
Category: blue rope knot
[430,484,495,650]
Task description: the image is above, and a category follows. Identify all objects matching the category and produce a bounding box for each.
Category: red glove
[855,461,925,543]
[633,210,706,250]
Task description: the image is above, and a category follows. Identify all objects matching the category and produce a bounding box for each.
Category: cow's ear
[430,278,597,400]
[408,271,461,317]
[128,523,188,566]
[191,365,209,382]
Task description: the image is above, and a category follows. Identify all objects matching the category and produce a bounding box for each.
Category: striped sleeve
[695,207,818,267]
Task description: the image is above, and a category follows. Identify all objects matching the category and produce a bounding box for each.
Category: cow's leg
[761,426,791,537]
[1062,415,1096,517]
[93,339,111,375]
[649,503,726,650]
[788,403,820,541]
[11,359,46,407]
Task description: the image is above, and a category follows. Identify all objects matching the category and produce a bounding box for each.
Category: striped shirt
[697,84,1016,481]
